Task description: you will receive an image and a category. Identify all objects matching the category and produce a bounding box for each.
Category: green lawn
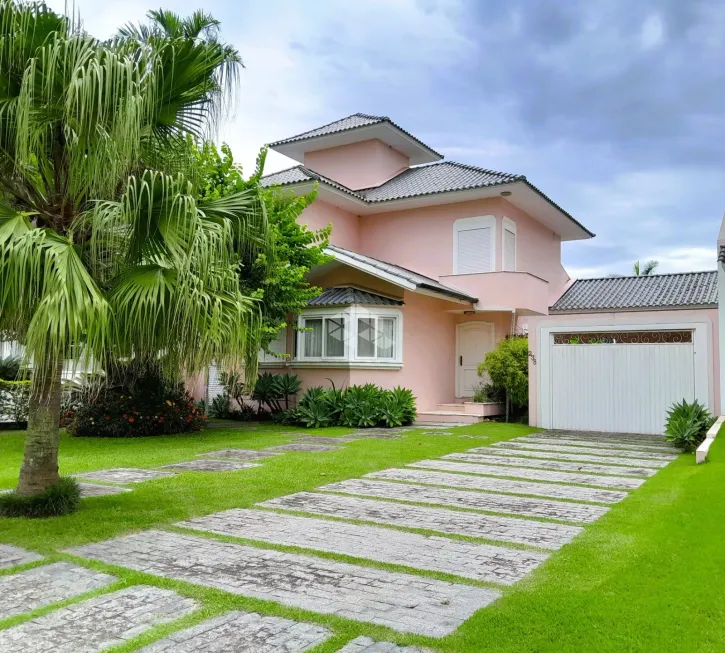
[1,422,723,652]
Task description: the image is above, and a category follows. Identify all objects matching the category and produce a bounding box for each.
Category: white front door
[456,322,494,398]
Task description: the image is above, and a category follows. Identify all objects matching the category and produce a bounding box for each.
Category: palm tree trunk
[16,361,64,495]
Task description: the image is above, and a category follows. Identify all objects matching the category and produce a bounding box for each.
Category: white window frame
[453,215,496,274]
[259,327,288,366]
[502,216,517,272]
[295,306,403,367]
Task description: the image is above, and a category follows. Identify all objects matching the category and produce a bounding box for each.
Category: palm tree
[0,2,270,499]
[633,260,659,276]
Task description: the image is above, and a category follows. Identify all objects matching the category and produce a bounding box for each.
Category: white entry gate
[545,329,701,435]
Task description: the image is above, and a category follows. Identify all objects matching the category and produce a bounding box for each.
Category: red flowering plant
[66,361,207,438]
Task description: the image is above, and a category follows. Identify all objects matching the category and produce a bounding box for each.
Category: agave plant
[0,3,271,502]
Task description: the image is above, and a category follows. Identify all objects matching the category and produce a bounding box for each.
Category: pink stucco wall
[299,199,360,250]
[359,197,570,302]
[527,308,721,425]
[303,139,409,191]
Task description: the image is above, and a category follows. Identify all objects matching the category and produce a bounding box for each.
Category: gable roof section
[358,161,523,202]
[268,113,442,165]
[261,162,593,240]
[326,245,477,304]
[307,286,403,307]
[551,271,718,313]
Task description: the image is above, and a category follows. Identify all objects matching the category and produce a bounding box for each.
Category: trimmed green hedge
[0,379,31,424]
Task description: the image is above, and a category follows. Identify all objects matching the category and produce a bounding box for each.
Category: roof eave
[269,121,443,166]
[549,304,718,314]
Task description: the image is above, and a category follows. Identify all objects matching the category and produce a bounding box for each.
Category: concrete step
[415,410,484,425]
[436,403,505,417]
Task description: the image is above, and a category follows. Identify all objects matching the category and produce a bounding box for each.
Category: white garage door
[550,330,696,435]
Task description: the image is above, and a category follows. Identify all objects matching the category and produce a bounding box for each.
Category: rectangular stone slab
[532,430,667,444]
[75,468,176,484]
[516,436,677,454]
[160,459,260,472]
[268,443,344,452]
[261,492,580,551]
[294,436,360,444]
[409,460,643,490]
[197,449,282,461]
[336,637,433,652]
[138,610,331,652]
[491,441,677,461]
[0,543,43,569]
[369,468,628,504]
[0,585,198,653]
[0,562,116,620]
[68,530,499,638]
[182,507,549,582]
[78,482,132,497]
[443,453,655,477]
[320,479,610,523]
[468,446,668,469]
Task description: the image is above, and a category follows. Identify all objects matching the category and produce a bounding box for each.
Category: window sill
[289,360,403,370]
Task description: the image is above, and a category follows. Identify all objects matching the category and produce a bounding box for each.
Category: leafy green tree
[0,3,270,502]
[633,259,659,276]
[477,336,530,421]
[196,143,331,352]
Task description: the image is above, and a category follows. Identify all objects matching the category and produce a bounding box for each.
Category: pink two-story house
[250,113,596,422]
[194,113,722,434]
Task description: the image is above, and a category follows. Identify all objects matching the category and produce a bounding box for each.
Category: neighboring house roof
[325,245,477,303]
[307,286,403,307]
[261,162,593,240]
[268,113,442,164]
[551,271,719,312]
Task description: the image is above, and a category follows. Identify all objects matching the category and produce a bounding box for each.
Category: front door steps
[415,401,504,425]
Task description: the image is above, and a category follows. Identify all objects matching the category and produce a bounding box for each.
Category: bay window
[297,307,402,366]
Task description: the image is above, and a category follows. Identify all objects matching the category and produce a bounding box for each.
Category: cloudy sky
[50,0,724,278]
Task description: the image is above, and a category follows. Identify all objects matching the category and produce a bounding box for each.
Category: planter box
[463,402,504,417]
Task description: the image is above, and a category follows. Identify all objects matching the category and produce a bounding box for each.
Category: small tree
[196,143,331,352]
[478,336,530,421]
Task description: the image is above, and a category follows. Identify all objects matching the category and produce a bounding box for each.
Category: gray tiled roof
[359,162,524,202]
[268,113,442,159]
[551,271,718,312]
[718,245,725,263]
[307,286,404,307]
[269,114,385,145]
[261,162,521,203]
[327,245,477,303]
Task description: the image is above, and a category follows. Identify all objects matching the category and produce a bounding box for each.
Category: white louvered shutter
[457,227,491,273]
[503,228,516,271]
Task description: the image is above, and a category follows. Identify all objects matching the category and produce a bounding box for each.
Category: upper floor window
[297,307,403,365]
[453,215,496,274]
[502,217,517,272]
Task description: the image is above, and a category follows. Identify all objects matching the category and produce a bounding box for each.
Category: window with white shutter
[453,216,496,274]
[502,217,517,272]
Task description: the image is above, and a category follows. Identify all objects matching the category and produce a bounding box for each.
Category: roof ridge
[354,112,387,120]
[444,160,525,180]
[269,113,383,145]
[572,270,717,282]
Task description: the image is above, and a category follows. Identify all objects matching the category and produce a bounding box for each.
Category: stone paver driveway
[0,429,678,651]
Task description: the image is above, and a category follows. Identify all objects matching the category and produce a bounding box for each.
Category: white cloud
[640,14,665,50]
[48,0,471,175]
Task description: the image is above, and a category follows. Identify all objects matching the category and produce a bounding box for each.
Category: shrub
[478,336,530,420]
[665,399,715,452]
[0,379,31,425]
[66,364,206,437]
[0,355,22,381]
[471,382,504,404]
[271,408,298,425]
[209,392,231,418]
[293,383,416,429]
[0,477,81,518]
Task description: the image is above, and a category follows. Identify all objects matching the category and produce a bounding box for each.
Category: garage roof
[551,271,719,312]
